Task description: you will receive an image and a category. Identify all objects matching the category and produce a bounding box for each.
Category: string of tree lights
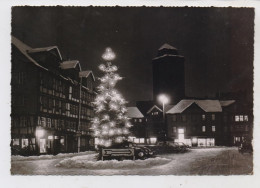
[91,48,133,147]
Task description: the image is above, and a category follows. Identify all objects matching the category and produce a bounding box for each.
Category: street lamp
[158,94,169,141]
[158,94,169,121]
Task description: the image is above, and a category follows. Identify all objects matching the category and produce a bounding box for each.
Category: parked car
[103,141,155,160]
[238,142,253,154]
[173,142,190,152]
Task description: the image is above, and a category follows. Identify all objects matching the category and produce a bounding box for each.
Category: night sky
[11,7,254,106]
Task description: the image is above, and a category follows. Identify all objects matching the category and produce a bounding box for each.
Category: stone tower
[152,43,185,105]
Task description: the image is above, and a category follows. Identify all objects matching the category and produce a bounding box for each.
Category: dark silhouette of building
[11,36,96,155]
[152,44,185,105]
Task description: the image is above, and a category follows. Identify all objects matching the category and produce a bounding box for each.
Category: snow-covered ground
[11,147,253,175]
[11,151,96,161]
[56,154,171,169]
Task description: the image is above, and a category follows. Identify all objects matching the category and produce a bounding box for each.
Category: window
[47,118,51,128]
[212,126,216,132]
[139,119,142,122]
[239,115,244,121]
[202,114,206,121]
[212,114,215,121]
[21,139,28,148]
[244,115,248,121]
[41,117,46,127]
[202,126,206,132]
[245,125,249,131]
[172,115,177,121]
[235,115,239,122]
[182,115,186,122]
[173,127,177,133]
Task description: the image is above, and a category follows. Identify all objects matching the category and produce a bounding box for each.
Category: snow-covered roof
[60,60,79,69]
[79,70,95,81]
[126,107,144,118]
[11,36,48,71]
[153,54,184,60]
[147,105,162,114]
[159,43,177,50]
[28,46,62,61]
[166,100,222,114]
[219,100,236,107]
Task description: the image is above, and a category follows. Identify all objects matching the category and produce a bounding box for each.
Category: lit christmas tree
[92,47,132,148]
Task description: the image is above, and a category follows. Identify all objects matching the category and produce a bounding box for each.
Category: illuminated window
[202,126,206,132]
[134,119,137,122]
[212,126,216,132]
[235,115,239,122]
[139,119,142,122]
[202,114,206,121]
[244,115,248,121]
[212,114,215,121]
[21,139,28,148]
[239,115,244,121]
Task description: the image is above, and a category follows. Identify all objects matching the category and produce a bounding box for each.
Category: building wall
[166,104,223,146]
[11,44,95,155]
[152,55,185,104]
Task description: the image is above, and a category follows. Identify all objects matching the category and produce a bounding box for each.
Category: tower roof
[158,43,177,51]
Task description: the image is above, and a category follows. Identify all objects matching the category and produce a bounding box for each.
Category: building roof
[79,70,95,81]
[166,99,222,114]
[60,60,79,69]
[126,107,144,118]
[219,100,236,107]
[152,54,184,60]
[28,46,62,61]
[147,105,163,114]
[159,43,177,50]
[11,36,48,70]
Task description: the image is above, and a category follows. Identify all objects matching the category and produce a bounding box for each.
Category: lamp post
[158,94,169,141]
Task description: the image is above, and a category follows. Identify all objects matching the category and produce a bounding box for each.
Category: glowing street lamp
[158,94,169,141]
[158,94,169,121]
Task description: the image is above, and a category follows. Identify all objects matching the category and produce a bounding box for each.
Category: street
[11,147,253,175]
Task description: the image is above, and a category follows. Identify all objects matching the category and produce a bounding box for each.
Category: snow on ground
[55,154,171,169]
[11,151,96,161]
[11,147,253,175]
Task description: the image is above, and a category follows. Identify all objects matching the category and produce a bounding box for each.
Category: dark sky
[11,7,254,106]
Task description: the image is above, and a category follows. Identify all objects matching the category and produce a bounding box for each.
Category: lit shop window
[235,115,240,122]
[239,115,244,121]
[202,114,206,121]
[202,126,206,132]
[212,126,216,132]
[21,139,28,148]
[12,139,19,146]
[244,115,249,121]
[212,114,215,121]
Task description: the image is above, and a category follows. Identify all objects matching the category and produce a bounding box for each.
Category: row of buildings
[127,44,253,147]
[11,36,96,155]
[11,37,253,155]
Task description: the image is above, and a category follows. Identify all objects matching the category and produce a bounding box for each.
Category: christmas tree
[91,48,132,148]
